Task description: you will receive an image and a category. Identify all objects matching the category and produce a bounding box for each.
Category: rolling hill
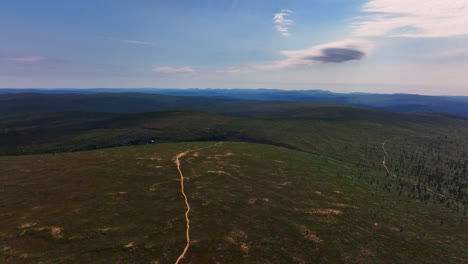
[0,93,249,117]
[3,89,468,117]
[1,93,467,263]
[1,142,467,263]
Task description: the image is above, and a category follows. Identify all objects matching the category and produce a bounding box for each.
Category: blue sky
[1,0,468,95]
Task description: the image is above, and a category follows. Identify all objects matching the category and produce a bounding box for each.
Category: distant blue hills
[2,88,468,118]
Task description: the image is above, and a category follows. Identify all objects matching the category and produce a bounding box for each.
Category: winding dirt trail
[381,140,396,176]
[173,143,221,264]
[174,151,190,264]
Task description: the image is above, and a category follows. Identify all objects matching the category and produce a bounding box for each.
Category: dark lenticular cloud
[257,39,374,69]
[307,48,365,63]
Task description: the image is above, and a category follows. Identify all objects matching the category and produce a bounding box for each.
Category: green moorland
[1,142,467,263]
[1,100,468,263]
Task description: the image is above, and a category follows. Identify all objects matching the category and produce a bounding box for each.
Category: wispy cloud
[215,67,255,74]
[273,9,294,36]
[352,0,468,38]
[122,40,153,45]
[216,67,243,73]
[6,56,48,62]
[152,66,195,73]
[257,39,374,69]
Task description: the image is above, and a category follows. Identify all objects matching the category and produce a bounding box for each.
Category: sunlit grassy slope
[1,142,467,264]
[2,98,468,263]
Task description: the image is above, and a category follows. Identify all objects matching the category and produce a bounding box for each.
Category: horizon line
[0,87,467,97]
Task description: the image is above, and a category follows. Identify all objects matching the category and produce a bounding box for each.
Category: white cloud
[352,0,468,38]
[215,67,255,73]
[152,66,195,73]
[216,67,242,73]
[257,39,374,69]
[122,40,153,45]
[273,10,294,36]
[6,56,48,62]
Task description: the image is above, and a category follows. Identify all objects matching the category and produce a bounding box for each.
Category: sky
[1,0,468,95]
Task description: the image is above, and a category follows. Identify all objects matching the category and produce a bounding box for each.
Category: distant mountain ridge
[0,92,248,116]
[2,88,468,117]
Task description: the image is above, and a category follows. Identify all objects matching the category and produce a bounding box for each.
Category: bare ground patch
[329,203,357,209]
[1,246,28,259]
[19,222,36,229]
[207,170,231,176]
[215,152,234,157]
[248,198,257,205]
[50,227,63,239]
[296,225,324,243]
[124,242,135,249]
[226,230,250,255]
[276,182,292,189]
[313,208,343,215]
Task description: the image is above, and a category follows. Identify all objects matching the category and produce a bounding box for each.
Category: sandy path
[174,151,190,264]
[381,141,395,176]
[381,140,400,177]
[173,143,221,264]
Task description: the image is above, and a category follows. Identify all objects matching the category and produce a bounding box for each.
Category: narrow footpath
[381,140,396,177]
[173,143,221,264]
[381,140,448,199]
